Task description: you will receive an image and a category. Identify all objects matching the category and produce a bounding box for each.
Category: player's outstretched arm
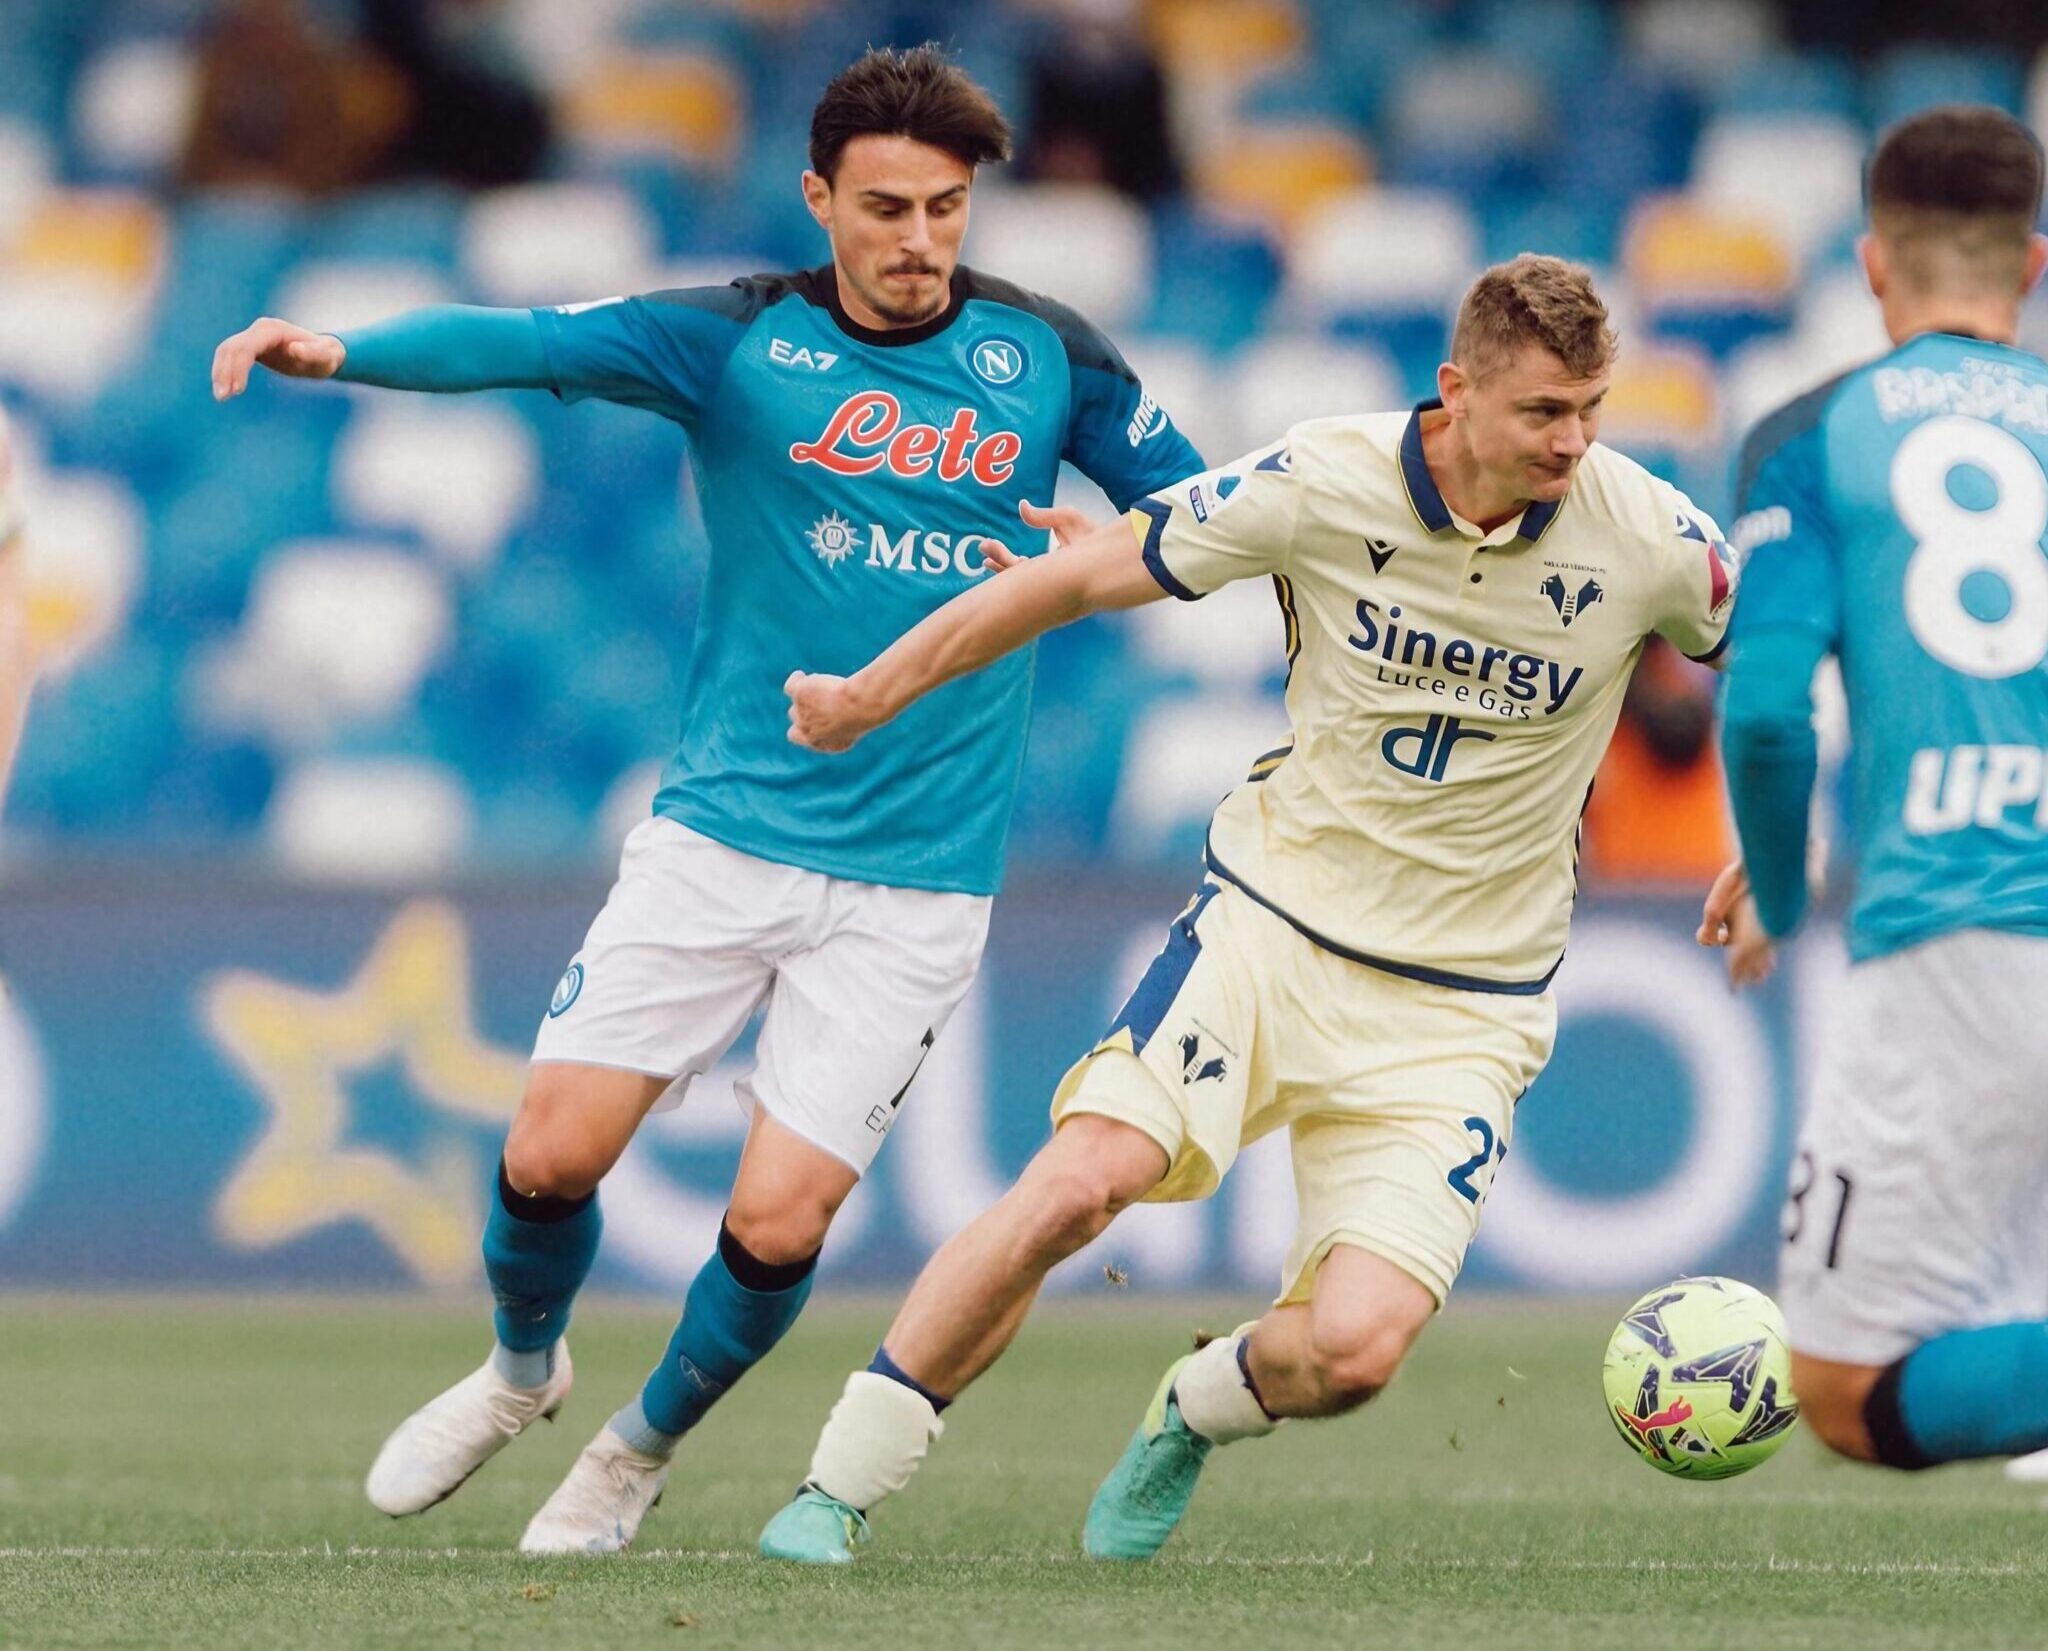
[786,504,1165,753]
[212,306,553,401]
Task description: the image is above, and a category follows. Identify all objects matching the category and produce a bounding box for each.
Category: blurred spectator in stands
[180,0,407,195]
[181,0,547,198]
[1581,639,1734,886]
[1020,3,1181,201]
[357,0,551,189]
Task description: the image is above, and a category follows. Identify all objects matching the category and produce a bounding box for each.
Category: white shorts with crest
[531,816,991,1174]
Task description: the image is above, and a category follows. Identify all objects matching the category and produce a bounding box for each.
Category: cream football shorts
[532,816,991,1174]
[1778,926,2048,1367]
[1052,880,1556,1305]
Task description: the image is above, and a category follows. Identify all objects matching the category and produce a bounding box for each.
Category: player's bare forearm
[786,515,1165,752]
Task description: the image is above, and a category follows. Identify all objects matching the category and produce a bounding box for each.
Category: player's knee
[501,1118,607,1202]
[1012,1165,1127,1265]
[725,1183,840,1265]
[1307,1321,1411,1412]
[1801,1384,1880,1463]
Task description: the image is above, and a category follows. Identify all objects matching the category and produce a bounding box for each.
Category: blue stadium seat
[1867,46,2026,129]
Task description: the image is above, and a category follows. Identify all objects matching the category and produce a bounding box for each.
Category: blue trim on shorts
[1202,835,1561,997]
[1104,883,1221,1054]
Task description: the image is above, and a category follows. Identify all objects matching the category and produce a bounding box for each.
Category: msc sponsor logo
[806,515,1002,579]
[789,391,1023,486]
[1127,388,1167,447]
[807,511,859,566]
[970,337,1025,386]
[1348,597,1587,717]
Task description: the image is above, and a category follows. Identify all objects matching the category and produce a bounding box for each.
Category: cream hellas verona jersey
[1130,403,1737,991]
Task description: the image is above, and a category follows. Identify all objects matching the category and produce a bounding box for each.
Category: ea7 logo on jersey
[770,337,839,371]
[789,391,1023,486]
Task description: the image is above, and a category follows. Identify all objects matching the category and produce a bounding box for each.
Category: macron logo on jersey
[789,391,1023,487]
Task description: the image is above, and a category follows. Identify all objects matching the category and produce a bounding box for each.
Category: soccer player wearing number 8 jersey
[1713,106,2048,1477]
[759,256,1739,1563]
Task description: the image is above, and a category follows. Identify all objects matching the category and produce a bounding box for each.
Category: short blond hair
[1451,255,1617,381]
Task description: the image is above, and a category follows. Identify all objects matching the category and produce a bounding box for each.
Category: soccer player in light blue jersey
[211,45,1201,1553]
[1704,105,2048,1477]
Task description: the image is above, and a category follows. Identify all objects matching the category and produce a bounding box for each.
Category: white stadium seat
[461,182,660,308]
[70,37,199,178]
[195,539,452,748]
[968,183,1152,334]
[266,756,475,881]
[1220,333,1402,454]
[1124,564,1294,689]
[1629,0,1777,88]
[1286,186,1478,321]
[1693,115,1865,263]
[11,459,145,676]
[269,259,457,340]
[333,398,539,572]
[1110,689,1291,858]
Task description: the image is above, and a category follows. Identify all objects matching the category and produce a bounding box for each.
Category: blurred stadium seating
[5,0,2045,878]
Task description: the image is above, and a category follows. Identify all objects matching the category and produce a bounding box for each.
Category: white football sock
[806,1370,946,1511]
[1173,1327,1282,1445]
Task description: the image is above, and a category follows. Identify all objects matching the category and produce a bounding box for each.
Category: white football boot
[2005,1445,2048,1483]
[518,1426,671,1555]
[365,1343,573,1516]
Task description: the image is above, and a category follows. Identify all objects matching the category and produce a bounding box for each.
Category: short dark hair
[1451,255,1616,381]
[809,44,1012,184]
[1867,105,2044,288]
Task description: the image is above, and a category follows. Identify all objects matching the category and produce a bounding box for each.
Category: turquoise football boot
[759,1483,870,1565]
[1083,1355,1212,1560]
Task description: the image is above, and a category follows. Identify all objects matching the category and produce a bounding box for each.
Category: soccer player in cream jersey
[761,255,1740,1563]
[1704,106,2048,1480]
[212,46,1200,1555]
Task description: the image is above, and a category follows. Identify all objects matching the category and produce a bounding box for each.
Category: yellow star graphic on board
[201,901,527,1284]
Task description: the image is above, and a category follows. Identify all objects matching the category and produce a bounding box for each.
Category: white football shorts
[531,816,991,1174]
[1778,926,2048,1366]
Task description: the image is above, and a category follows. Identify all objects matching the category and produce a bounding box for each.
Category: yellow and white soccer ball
[1601,1276,1800,1480]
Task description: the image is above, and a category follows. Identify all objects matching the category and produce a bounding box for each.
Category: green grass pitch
[2,1293,2041,1650]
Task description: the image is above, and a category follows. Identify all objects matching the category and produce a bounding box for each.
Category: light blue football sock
[614,1219,817,1454]
[482,1159,601,1386]
[1875,1321,2048,1465]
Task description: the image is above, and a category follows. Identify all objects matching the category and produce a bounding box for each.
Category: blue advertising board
[0,869,1836,1297]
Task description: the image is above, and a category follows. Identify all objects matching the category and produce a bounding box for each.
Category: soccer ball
[1601,1276,1800,1480]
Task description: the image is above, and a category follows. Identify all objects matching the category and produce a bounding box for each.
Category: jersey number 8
[1890,415,2048,679]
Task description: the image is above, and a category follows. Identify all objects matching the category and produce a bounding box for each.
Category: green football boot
[758,1483,870,1565]
[1082,1354,1213,1560]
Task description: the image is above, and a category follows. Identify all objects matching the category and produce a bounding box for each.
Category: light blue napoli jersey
[1733,331,2048,959]
[533,266,1202,894]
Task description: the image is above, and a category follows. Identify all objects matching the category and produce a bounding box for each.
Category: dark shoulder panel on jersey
[958,266,1205,508]
[533,275,801,426]
[1734,365,1863,509]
